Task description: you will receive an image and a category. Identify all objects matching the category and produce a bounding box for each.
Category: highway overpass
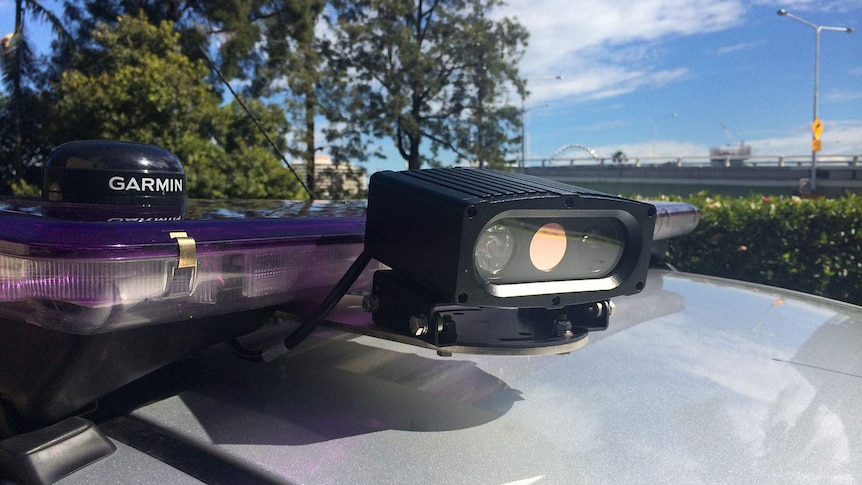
[522,154,862,197]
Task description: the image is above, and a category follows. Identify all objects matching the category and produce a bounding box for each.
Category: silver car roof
[59,269,862,484]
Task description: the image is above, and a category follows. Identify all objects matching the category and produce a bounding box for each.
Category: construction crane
[711,123,751,166]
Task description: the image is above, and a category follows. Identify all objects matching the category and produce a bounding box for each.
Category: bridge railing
[519,154,862,169]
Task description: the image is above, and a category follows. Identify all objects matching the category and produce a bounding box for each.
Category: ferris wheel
[549,144,599,160]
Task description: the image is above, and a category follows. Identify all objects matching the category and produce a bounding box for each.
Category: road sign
[812,139,822,152]
[811,118,823,140]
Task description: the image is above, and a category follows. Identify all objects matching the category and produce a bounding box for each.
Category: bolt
[554,314,573,338]
[586,302,602,318]
[409,314,429,336]
[362,295,379,313]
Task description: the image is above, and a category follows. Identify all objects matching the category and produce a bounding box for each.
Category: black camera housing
[365,168,656,309]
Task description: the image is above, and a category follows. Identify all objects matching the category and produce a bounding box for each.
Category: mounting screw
[585,302,602,318]
[409,314,429,336]
[362,295,378,313]
[554,314,573,338]
[586,301,613,319]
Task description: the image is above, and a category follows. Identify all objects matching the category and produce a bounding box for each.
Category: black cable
[227,335,268,363]
[283,250,372,349]
[229,251,372,361]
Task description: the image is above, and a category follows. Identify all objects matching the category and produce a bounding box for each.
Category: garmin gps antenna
[42,140,188,222]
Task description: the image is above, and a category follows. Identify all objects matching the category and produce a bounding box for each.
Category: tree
[456,7,526,169]
[0,0,71,194]
[53,14,304,199]
[62,0,339,195]
[324,0,527,170]
[612,150,628,165]
[0,90,54,195]
[236,0,328,193]
[60,0,212,66]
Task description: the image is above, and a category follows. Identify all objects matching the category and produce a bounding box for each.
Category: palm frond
[24,0,74,44]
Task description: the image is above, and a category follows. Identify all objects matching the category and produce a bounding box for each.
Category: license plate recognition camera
[361,168,656,354]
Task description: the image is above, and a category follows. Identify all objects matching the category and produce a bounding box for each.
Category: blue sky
[2,0,860,175]
[500,0,861,167]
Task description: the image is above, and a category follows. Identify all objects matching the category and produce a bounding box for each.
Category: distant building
[294,155,366,198]
[709,143,751,167]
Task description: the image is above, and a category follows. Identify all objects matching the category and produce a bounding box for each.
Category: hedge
[662,192,862,307]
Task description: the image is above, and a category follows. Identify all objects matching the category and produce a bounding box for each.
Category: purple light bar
[0,199,374,334]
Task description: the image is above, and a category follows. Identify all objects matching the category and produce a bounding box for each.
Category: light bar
[0,199,369,334]
[651,201,700,241]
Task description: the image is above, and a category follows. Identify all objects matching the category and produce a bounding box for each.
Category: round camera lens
[475,224,515,278]
[529,223,567,272]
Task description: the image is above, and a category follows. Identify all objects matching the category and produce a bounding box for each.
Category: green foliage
[0,90,55,193]
[62,0,347,195]
[665,192,862,306]
[3,1,532,197]
[323,0,527,170]
[0,0,72,194]
[10,178,40,196]
[53,14,304,199]
[238,0,328,192]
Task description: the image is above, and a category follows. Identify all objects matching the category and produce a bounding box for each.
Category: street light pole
[777,9,853,192]
[520,96,526,172]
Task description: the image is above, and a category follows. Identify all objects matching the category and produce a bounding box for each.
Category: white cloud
[526,66,688,104]
[824,90,862,104]
[581,120,862,161]
[496,0,747,103]
[715,41,763,56]
[503,0,743,50]
[490,0,860,162]
[749,120,862,155]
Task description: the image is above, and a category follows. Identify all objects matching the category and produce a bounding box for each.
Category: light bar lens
[0,256,171,304]
[474,217,626,286]
[0,243,373,333]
